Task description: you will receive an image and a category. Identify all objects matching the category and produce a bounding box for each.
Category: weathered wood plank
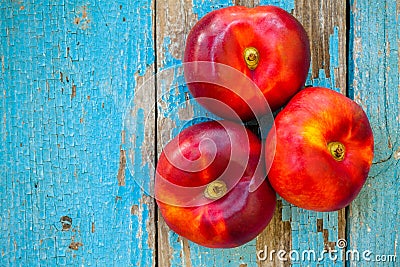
[293,0,347,94]
[256,1,347,266]
[155,0,347,266]
[155,1,262,266]
[3,0,395,266]
[347,0,399,266]
[0,1,156,266]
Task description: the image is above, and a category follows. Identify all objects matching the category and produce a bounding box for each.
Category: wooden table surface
[0,0,398,266]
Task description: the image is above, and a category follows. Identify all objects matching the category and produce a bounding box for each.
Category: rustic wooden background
[0,0,398,266]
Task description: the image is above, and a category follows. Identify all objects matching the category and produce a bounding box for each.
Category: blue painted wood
[282,25,345,267]
[156,1,346,266]
[347,0,399,266]
[0,0,155,266]
[1,0,397,266]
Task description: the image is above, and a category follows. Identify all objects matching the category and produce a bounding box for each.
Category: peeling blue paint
[192,0,232,19]
[0,0,155,266]
[281,25,344,267]
[260,0,295,12]
[347,0,399,266]
[159,2,260,266]
[159,36,216,138]
[159,1,346,267]
[1,0,397,266]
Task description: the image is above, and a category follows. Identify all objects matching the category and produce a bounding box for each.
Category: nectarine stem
[204,180,227,200]
[243,47,259,70]
[328,141,345,161]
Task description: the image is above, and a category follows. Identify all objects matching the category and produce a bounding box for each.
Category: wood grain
[0,1,157,266]
[256,200,292,267]
[256,1,347,266]
[155,1,196,266]
[1,0,397,266]
[347,0,399,266]
[154,0,347,266]
[155,1,260,266]
[294,0,347,94]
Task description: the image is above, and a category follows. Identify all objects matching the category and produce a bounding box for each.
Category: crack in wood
[71,84,77,99]
[117,148,127,186]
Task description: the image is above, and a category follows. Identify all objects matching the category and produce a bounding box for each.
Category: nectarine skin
[156,121,276,248]
[266,87,374,212]
[184,5,310,121]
